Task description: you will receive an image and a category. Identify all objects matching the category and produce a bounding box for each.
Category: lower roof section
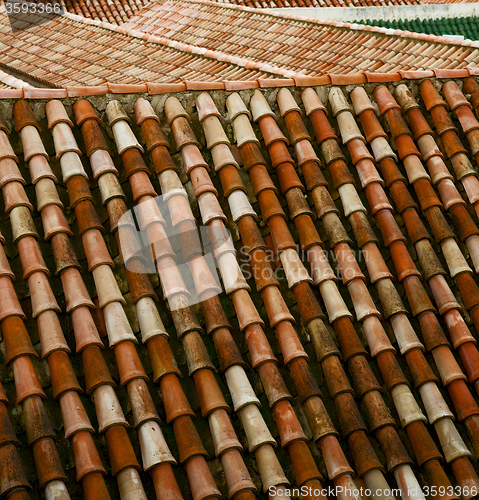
[1,73,479,498]
[0,0,479,89]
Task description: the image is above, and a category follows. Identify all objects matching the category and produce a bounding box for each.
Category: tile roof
[360,16,479,42]
[118,0,479,75]
[1,74,479,499]
[185,0,419,8]
[62,0,471,13]
[0,7,270,88]
[55,0,474,13]
[1,0,479,90]
[62,0,149,24]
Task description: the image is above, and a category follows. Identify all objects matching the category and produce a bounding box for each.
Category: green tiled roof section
[359,17,479,41]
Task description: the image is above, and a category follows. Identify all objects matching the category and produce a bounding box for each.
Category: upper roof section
[0,0,478,90]
[0,6,271,88]
[211,0,419,7]
[57,0,478,16]
[62,0,148,24]
[64,0,476,15]
[115,0,479,75]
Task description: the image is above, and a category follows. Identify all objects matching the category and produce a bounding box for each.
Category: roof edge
[0,69,475,99]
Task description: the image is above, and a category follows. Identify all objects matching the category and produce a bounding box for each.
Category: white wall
[268,4,479,21]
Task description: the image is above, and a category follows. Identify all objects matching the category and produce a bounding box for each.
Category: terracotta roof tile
[2,75,479,498]
[0,0,477,87]
[0,7,277,86]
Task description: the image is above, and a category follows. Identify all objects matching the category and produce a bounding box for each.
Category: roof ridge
[62,11,303,78]
[0,69,476,99]
[150,0,479,49]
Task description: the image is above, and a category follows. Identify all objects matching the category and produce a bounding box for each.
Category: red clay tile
[0,160,23,191]
[138,420,175,472]
[11,355,46,404]
[119,150,149,180]
[170,116,201,151]
[51,122,83,159]
[203,116,230,150]
[22,397,57,452]
[80,347,115,399]
[241,324,275,369]
[17,236,49,280]
[134,100,159,130]
[257,78,295,89]
[193,368,230,417]
[73,100,102,127]
[329,73,367,85]
[69,308,103,354]
[0,89,23,99]
[81,230,114,273]
[429,105,457,136]
[277,88,301,117]
[442,81,471,111]
[77,472,110,500]
[108,83,148,94]
[75,200,104,235]
[0,382,8,407]
[65,85,108,97]
[48,349,83,399]
[365,72,401,83]
[60,152,88,183]
[0,277,25,325]
[172,414,209,464]
[19,126,48,163]
[256,116,288,148]
[71,430,106,481]
[102,300,137,346]
[184,81,225,91]
[105,424,141,476]
[26,270,60,319]
[61,267,95,313]
[0,133,16,163]
[219,448,256,498]
[45,100,74,130]
[165,97,193,126]
[196,92,223,123]
[35,178,62,212]
[224,81,259,91]
[300,88,327,117]
[33,437,68,488]
[41,204,73,241]
[0,444,31,497]
[92,384,128,434]
[13,100,40,132]
[434,68,469,79]
[184,455,221,500]
[159,373,195,424]
[37,311,75,358]
[0,403,19,447]
[146,83,186,95]
[81,120,110,157]
[58,390,95,441]
[146,336,181,385]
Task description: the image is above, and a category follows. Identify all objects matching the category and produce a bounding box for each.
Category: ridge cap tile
[330,73,367,85]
